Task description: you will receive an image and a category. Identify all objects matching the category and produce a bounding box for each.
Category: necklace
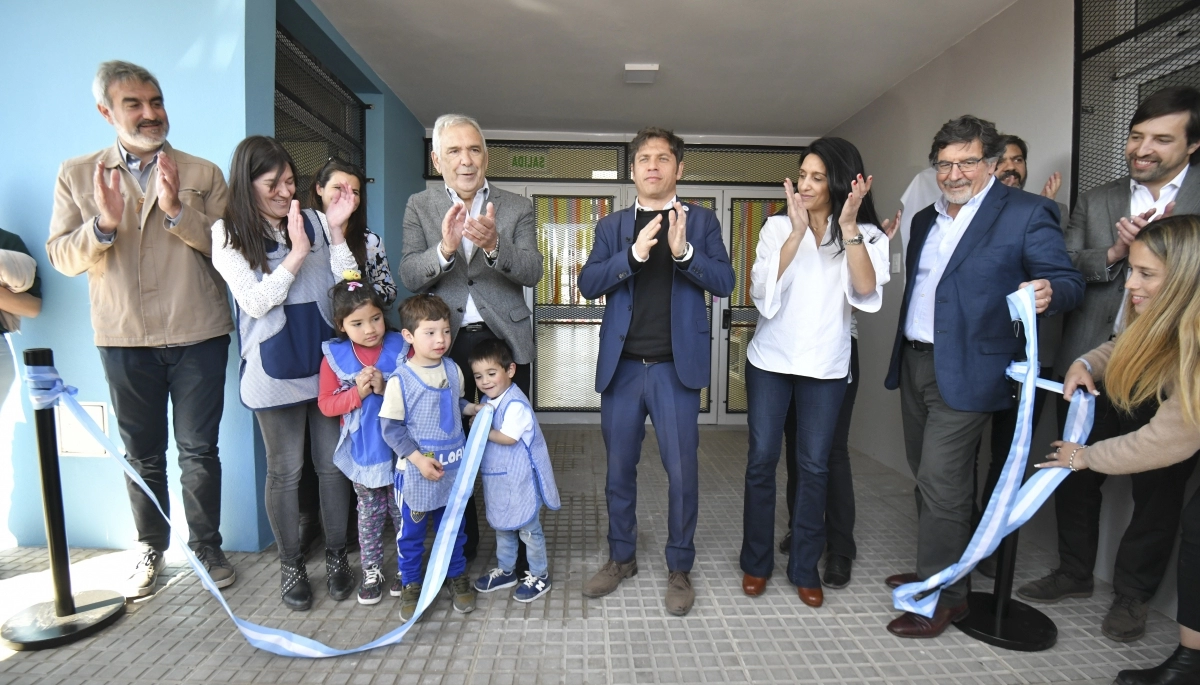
[351,342,379,367]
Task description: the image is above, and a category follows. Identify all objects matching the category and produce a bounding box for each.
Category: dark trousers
[743,361,847,587]
[1053,390,1200,601]
[1178,487,1200,632]
[784,337,860,560]
[601,358,700,571]
[97,335,229,552]
[975,365,1052,518]
[448,322,530,566]
[900,345,991,606]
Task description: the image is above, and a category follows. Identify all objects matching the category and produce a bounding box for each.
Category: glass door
[715,189,787,424]
[527,185,622,414]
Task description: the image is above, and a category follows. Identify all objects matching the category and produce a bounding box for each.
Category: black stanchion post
[1,348,125,650]
[956,530,1058,651]
[26,348,75,617]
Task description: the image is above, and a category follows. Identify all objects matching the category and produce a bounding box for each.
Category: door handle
[722,309,731,330]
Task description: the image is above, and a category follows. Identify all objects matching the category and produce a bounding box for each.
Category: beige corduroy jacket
[46,142,233,347]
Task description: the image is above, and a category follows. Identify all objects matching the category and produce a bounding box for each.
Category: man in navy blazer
[578,128,734,616]
[883,116,1084,638]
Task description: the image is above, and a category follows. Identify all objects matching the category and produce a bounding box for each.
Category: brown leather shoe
[886,601,969,638]
[742,574,767,597]
[885,572,920,589]
[797,586,823,607]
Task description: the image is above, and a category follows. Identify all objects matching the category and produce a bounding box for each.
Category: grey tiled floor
[0,425,1181,684]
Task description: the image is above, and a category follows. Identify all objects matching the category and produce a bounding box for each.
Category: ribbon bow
[346,282,363,291]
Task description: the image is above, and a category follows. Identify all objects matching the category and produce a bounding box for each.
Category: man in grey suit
[1017,86,1200,643]
[399,113,543,561]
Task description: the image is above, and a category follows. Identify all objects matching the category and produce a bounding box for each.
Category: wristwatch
[484,244,499,262]
[844,234,865,246]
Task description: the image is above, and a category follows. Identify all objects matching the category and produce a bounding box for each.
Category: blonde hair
[1106,215,1200,424]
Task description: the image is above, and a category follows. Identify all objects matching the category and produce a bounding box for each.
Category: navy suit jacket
[578,203,734,393]
[885,183,1084,413]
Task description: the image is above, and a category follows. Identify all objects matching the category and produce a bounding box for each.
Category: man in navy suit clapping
[578,128,734,616]
[883,116,1084,638]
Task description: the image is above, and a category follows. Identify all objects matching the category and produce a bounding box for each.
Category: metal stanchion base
[0,590,125,651]
[955,591,1057,652]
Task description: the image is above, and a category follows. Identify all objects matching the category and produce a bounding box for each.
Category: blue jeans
[496,517,548,577]
[741,361,846,587]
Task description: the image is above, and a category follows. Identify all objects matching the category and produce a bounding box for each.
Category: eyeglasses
[932,158,984,174]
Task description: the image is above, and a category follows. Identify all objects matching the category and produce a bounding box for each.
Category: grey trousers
[900,345,991,606]
[255,402,352,560]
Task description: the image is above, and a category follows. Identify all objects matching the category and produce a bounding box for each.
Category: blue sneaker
[474,567,519,593]
[514,571,551,603]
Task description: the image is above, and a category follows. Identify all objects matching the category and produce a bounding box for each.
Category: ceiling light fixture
[624,63,659,84]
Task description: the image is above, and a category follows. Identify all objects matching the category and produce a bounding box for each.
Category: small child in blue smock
[379,294,475,622]
[317,273,406,606]
[464,338,561,602]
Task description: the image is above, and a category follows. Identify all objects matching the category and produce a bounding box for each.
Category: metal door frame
[714,187,787,425]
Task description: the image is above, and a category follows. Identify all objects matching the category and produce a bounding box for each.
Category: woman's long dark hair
[307,158,368,271]
[799,137,882,254]
[222,136,298,273]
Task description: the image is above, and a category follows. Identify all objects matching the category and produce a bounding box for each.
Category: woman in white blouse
[211,136,358,611]
[740,137,892,608]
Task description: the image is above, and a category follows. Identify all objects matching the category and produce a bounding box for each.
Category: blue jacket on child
[480,384,560,530]
[388,356,466,513]
[321,332,407,488]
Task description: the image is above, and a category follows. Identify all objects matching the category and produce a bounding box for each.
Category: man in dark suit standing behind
[1017,86,1200,643]
[883,115,1084,638]
[578,128,734,616]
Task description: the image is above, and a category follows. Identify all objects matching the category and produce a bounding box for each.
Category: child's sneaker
[446,573,476,613]
[358,564,384,605]
[474,567,519,593]
[514,571,552,603]
[389,574,404,597]
[399,582,423,622]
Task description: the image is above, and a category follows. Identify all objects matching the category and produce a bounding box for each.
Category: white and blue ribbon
[892,286,1096,617]
[24,364,493,658]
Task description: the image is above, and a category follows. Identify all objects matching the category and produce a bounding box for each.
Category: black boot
[326,546,354,601]
[280,555,312,611]
[1117,645,1200,684]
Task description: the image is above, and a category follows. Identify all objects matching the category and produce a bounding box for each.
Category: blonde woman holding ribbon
[1037,214,1200,685]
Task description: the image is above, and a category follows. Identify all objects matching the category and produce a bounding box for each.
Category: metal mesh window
[726,198,787,413]
[680,147,804,185]
[275,26,366,191]
[1077,1,1200,197]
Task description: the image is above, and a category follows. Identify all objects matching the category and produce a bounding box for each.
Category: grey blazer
[398,185,543,364]
[1053,166,1200,375]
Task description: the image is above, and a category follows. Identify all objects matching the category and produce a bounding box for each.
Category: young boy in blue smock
[465,338,561,602]
[379,294,475,621]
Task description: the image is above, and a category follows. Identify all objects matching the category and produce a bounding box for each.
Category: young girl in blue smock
[317,272,407,605]
[464,338,561,602]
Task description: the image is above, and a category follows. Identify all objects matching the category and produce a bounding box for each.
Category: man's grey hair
[432,114,487,155]
[93,60,161,108]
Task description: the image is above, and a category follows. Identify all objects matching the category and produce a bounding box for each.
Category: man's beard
[997,169,1026,189]
[1126,152,1183,183]
[120,119,169,149]
[941,179,975,204]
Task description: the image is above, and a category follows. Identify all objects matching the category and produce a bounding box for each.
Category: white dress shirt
[903,176,997,343]
[1112,164,1189,332]
[437,180,492,325]
[630,195,693,262]
[747,215,890,379]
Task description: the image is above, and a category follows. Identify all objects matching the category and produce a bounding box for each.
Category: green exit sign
[511,154,547,170]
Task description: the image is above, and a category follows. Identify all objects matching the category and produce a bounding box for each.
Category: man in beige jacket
[47,61,235,597]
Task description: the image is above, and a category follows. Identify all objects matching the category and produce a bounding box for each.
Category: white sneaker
[126,547,165,598]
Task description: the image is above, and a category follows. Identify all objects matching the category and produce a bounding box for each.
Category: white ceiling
[313,0,1018,138]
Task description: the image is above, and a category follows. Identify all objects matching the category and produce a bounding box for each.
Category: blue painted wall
[0,0,426,552]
